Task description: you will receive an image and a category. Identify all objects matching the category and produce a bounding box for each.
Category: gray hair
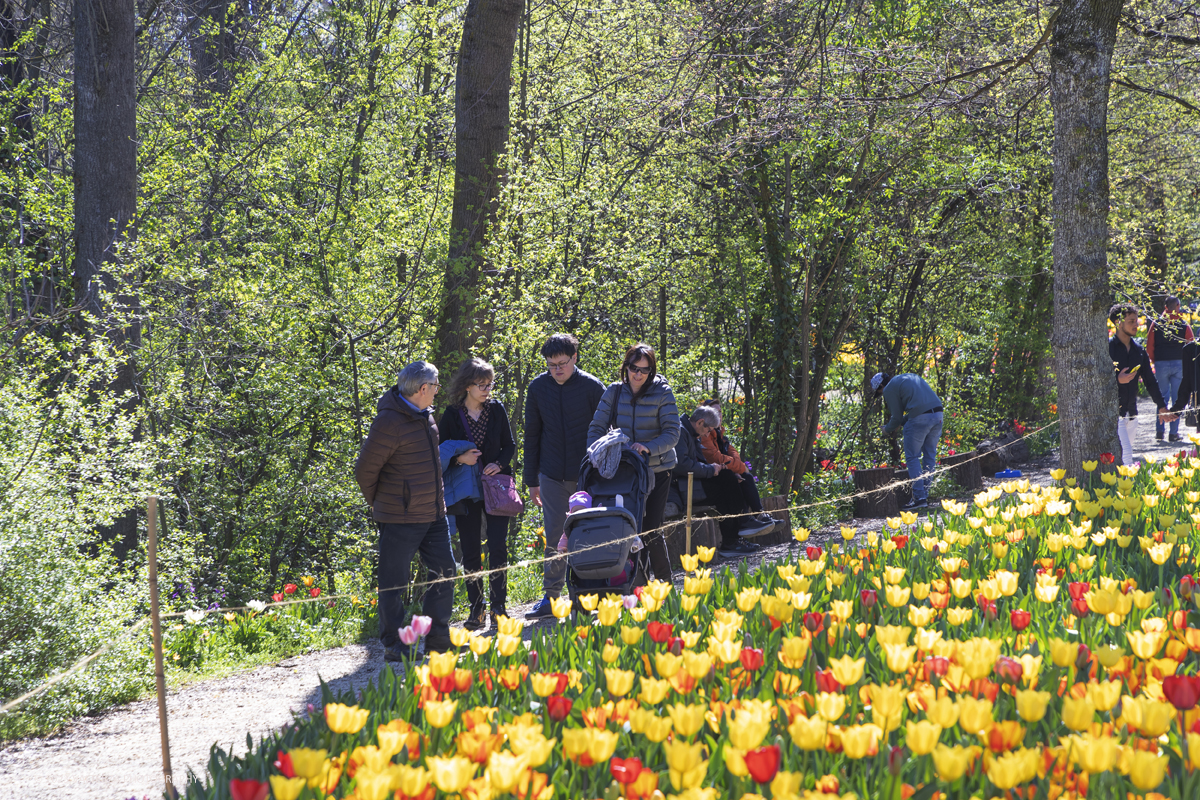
[397,361,438,398]
[690,405,720,428]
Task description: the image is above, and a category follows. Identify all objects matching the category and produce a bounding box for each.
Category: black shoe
[424,636,453,654]
[738,517,776,537]
[384,643,411,662]
[752,513,777,527]
[491,610,509,630]
[1169,433,1182,442]
[525,595,555,619]
[718,540,759,557]
[1156,432,1165,441]
[900,498,928,511]
[463,609,486,631]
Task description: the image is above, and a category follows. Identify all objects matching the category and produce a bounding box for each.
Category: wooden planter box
[853,466,901,518]
[893,468,913,507]
[942,452,983,491]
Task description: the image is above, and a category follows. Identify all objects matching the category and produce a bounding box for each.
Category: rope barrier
[5,411,1193,716]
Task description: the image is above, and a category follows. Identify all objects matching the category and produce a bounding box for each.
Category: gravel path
[2,399,1192,800]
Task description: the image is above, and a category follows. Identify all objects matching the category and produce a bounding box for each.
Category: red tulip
[887,745,906,777]
[1162,675,1200,710]
[976,595,997,621]
[309,587,321,598]
[1010,609,1031,631]
[891,534,909,549]
[994,656,1023,685]
[283,583,297,594]
[1075,644,1092,671]
[744,745,781,783]
[610,756,644,784]
[647,621,674,643]
[272,592,285,603]
[1067,582,1089,600]
[454,668,474,693]
[806,546,823,561]
[814,669,843,693]
[229,779,269,800]
[739,647,764,672]
[1099,452,1115,465]
[925,656,950,678]
[547,695,573,722]
[860,588,877,608]
[804,612,825,634]
[274,751,295,778]
[1181,575,1197,601]
[1071,597,1090,617]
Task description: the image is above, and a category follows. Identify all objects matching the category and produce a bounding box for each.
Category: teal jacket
[882,374,942,434]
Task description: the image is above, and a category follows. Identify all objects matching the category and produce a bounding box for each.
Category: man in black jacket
[1109,303,1171,465]
[523,334,605,618]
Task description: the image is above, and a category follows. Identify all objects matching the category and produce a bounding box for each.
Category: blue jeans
[1154,360,1183,437]
[902,411,943,502]
[378,516,455,647]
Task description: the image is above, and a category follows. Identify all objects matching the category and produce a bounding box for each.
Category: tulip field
[194,455,1200,800]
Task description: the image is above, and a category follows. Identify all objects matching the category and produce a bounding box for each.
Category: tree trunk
[75,0,139,557]
[435,0,523,364]
[1049,0,1123,477]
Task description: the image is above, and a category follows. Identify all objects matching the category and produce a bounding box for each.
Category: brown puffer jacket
[355,387,445,523]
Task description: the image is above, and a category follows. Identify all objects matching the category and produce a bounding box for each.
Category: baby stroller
[565,445,653,605]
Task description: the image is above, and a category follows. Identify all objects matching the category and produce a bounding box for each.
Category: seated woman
[673,405,771,558]
[696,399,777,531]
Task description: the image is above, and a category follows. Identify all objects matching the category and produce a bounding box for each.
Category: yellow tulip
[655,651,682,678]
[680,553,699,571]
[946,608,973,626]
[597,597,622,626]
[1015,690,1050,722]
[840,724,883,759]
[904,719,941,755]
[957,637,1001,680]
[426,755,476,793]
[869,683,906,732]
[485,751,528,794]
[268,776,305,800]
[668,702,708,737]
[932,744,977,782]
[1068,733,1117,774]
[664,739,707,790]
[828,654,865,685]
[915,628,943,652]
[287,748,329,780]
[468,633,491,656]
[695,545,715,562]
[683,650,713,679]
[788,714,827,750]
[885,584,911,607]
[449,626,471,647]
[506,729,555,767]
[884,643,918,673]
[1127,697,1175,737]
[428,650,457,678]
[496,633,520,656]
[324,703,370,734]
[424,698,457,728]
[830,600,854,622]
[884,566,907,584]
[354,770,393,800]
[549,596,572,619]
[605,667,635,697]
[994,570,1019,596]
[1124,748,1167,791]
[957,696,993,734]
[1049,638,1079,668]
[1125,630,1167,660]
[632,709,673,743]
[1060,695,1095,732]
[924,696,959,729]
[723,746,748,778]
[620,625,643,646]
[907,605,935,628]
[578,593,599,611]
[728,703,772,750]
[393,765,431,797]
[638,676,671,705]
[875,625,912,646]
[1087,680,1121,712]
[1086,589,1118,616]
[736,587,762,612]
[815,692,846,721]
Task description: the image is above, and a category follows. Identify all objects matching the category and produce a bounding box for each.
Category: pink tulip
[410,615,432,636]
[623,595,638,610]
[398,625,419,645]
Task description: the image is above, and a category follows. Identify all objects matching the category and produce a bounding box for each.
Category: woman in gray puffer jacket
[586,342,679,581]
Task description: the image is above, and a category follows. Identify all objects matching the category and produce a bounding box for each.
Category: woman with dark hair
[586,343,680,581]
[439,357,516,629]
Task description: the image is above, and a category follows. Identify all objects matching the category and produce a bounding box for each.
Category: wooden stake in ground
[685,472,694,556]
[147,496,177,799]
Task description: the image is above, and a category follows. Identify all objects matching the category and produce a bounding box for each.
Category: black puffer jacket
[672,416,719,479]
[439,400,516,475]
[522,368,606,486]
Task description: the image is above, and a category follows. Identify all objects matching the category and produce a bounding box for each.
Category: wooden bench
[660,473,793,566]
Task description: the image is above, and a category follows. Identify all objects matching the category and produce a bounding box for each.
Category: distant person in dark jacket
[439,357,516,630]
[523,333,605,619]
[1147,296,1194,442]
[674,405,771,558]
[696,398,775,530]
[354,361,455,661]
[1110,303,1171,465]
[873,371,943,511]
[587,343,680,582]
[1166,339,1200,435]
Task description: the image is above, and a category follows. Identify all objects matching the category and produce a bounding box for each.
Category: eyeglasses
[426,383,441,391]
[626,365,651,376]
[546,359,573,372]
[474,382,495,391]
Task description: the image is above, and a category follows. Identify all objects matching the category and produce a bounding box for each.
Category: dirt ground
[1,398,1193,799]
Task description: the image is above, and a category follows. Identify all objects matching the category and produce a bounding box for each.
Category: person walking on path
[523,334,605,619]
[439,357,516,630]
[872,371,943,511]
[696,398,777,533]
[587,343,680,583]
[1110,303,1172,465]
[354,361,455,661]
[1147,295,1194,442]
[675,405,770,558]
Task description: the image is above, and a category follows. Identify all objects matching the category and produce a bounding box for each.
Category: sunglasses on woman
[626,365,651,376]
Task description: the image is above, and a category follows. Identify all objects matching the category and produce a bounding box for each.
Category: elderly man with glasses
[523,333,605,618]
[355,361,457,660]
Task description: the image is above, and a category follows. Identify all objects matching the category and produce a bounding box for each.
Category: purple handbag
[481,473,525,517]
